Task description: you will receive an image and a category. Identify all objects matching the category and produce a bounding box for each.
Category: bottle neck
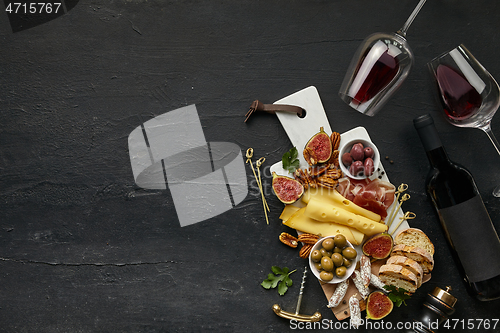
[426,146,451,169]
[414,114,450,168]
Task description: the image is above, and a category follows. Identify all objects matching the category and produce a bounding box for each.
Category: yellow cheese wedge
[279,204,301,222]
[283,207,362,245]
[303,197,387,236]
[346,225,365,245]
[302,188,381,222]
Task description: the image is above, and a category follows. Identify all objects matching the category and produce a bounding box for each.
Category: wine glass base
[493,185,500,198]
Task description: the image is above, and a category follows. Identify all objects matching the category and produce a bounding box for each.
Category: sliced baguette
[391,244,434,274]
[394,228,435,256]
[378,264,418,294]
[386,255,424,287]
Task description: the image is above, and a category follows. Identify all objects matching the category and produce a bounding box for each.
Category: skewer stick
[390,211,416,235]
[256,157,270,225]
[246,148,270,225]
[256,157,270,212]
[386,184,408,228]
[387,193,410,229]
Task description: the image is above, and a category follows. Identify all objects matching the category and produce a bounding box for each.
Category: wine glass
[427,44,500,197]
[339,0,427,116]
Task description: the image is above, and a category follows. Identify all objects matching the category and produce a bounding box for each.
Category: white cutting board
[270,86,408,235]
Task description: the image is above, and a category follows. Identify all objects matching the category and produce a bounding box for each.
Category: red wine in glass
[351,49,400,106]
[436,64,482,121]
[339,0,427,116]
[428,44,500,197]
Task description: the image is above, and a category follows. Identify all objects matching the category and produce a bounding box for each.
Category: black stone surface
[1,1,500,332]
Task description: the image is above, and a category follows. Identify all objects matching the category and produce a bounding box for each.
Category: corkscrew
[272,267,322,322]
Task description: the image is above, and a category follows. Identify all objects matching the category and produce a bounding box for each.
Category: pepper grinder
[406,286,457,333]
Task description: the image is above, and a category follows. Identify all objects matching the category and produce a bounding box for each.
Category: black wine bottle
[414,114,500,301]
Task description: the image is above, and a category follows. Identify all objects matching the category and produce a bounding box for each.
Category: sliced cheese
[347,226,365,246]
[302,188,381,222]
[303,197,387,236]
[279,204,301,222]
[283,207,362,245]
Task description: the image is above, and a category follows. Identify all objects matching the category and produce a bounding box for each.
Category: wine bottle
[414,114,500,301]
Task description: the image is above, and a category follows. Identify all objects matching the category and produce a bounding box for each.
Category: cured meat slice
[337,177,395,219]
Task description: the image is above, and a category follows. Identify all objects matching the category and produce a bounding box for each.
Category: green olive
[335,266,347,278]
[322,238,335,251]
[342,247,357,260]
[319,271,334,281]
[321,256,334,272]
[331,253,344,267]
[334,234,347,248]
[343,257,352,268]
[311,250,322,262]
[333,246,343,254]
[320,248,332,258]
[313,262,322,271]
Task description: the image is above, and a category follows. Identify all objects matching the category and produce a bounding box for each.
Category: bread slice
[378,264,418,294]
[386,255,424,287]
[391,244,434,274]
[394,228,435,256]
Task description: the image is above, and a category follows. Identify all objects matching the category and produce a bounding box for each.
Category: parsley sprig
[384,285,411,307]
[282,147,300,173]
[261,266,297,296]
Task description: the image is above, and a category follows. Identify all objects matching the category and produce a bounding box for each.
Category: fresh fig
[272,172,304,204]
[303,127,332,165]
[362,233,393,259]
[366,291,393,320]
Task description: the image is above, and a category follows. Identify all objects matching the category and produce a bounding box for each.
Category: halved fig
[303,127,332,165]
[366,291,393,320]
[362,233,393,259]
[272,172,304,204]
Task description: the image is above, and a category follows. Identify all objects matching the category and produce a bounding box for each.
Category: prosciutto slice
[337,177,395,219]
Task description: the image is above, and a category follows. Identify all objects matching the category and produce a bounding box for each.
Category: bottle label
[439,196,500,282]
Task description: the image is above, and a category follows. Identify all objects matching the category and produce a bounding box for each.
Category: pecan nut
[303,147,317,166]
[294,169,309,189]
[328,150,340,167]
[299,244,314,259]
[309,164,329,177]
[330,132,341,150]
[325,167,343,179]
[279,232,298,248]
[298,233,320,245]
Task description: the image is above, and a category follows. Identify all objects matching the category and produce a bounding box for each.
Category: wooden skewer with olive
[310,234,357,282]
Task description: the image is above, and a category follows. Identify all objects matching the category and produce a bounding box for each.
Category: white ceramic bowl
[308,235,360,284]
[338,138,380,180]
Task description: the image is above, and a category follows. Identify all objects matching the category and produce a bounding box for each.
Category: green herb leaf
[282,147,300,173]
[384,285,411,307]
[277,281,288,296]
[261,266,296,295]
[271,266,284,275]
[260,279,272,289]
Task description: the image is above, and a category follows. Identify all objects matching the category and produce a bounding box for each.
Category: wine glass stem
[480,123,500,156]
[479,124,500,197]
[397,0,427,37]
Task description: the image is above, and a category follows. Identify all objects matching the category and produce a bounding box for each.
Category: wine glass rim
[427,44,471,64]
